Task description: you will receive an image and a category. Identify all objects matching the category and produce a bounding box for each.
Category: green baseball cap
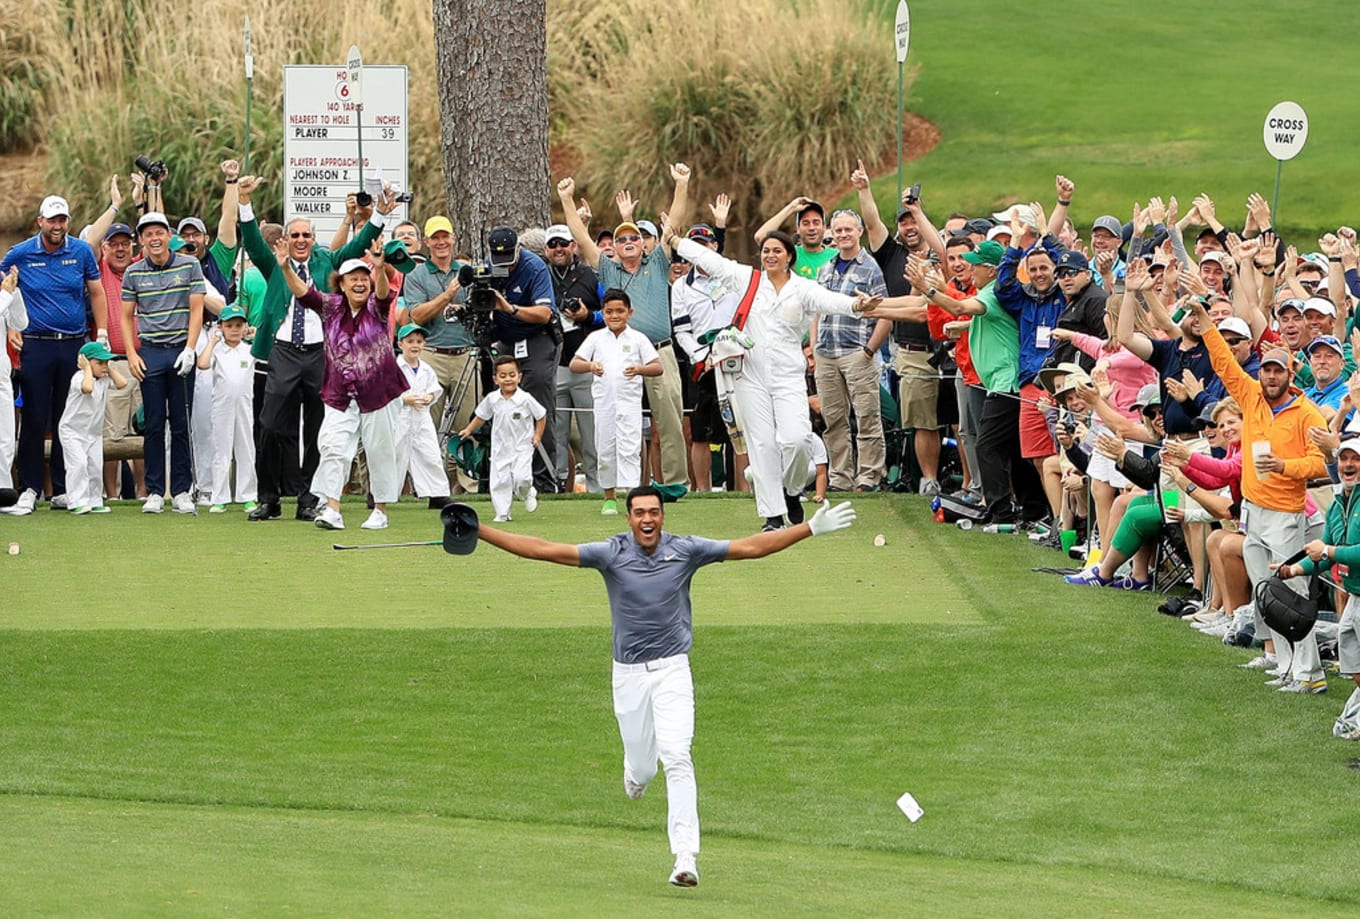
[218,303,247,322]
[963,240,1005,266]
[396,322,427,341]
[80,341,115,361]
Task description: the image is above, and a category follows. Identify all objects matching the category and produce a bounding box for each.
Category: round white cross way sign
[1263,101,1308,161]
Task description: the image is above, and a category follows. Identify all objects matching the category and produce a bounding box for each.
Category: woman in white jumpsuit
[672,230,876,530]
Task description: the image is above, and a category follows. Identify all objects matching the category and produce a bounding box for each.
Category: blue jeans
[140,345,194,496]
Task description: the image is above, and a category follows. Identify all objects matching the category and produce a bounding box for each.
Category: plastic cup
[1059,529,1078,555]
[1252,440,1272,480]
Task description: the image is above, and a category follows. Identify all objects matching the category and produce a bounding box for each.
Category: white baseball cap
[39,195,70,218]
[337,258,371,276]
[1217,317,1251,339]
[1302,296,1336,317]
[986,225,1012,242]
[1338,437,1360,458]
[545,224,572,244]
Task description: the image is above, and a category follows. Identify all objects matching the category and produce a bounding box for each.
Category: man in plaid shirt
[810,209,892,490]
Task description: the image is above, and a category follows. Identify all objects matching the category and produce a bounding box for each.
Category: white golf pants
[612,654,699,855]
[311,397,402,504]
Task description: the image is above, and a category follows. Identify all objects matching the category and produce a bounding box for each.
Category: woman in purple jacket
[276,240,407,531]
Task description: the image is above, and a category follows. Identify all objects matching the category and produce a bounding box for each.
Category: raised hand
[850,159,870,190]
[1125,256,1152,291]
[1055,174,1075,201]
[1247,192,1272,230]
[557,177,576,201]
[221,159,241,181]
[1131,201,1149,236]
[1193,193,1217,224]
[237,175,261,203]
[615,189,637,222]
[670,163,691,183]
[1147,196,1167,225]
[1028,201,1048,233]
[708,193,731,226]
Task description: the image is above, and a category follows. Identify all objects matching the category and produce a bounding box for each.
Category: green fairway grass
[2,494,1359,913]
[865,0,1360,242]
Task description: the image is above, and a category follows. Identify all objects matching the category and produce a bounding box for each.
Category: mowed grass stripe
[0,494,986,630]
[3,617,1359,904]
[3,796,1355,918]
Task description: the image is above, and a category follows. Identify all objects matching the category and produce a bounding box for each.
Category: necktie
[290,263,309,345]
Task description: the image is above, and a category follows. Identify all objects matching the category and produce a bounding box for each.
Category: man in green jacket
[1281,437,1360,736]
[236,176,393,521]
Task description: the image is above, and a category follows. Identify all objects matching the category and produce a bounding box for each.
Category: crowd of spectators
[3,156,1359,741]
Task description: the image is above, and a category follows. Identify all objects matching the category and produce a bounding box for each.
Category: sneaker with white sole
[142,494,165,514]
[1279,679,1328,695]
[493,514,511,523]
[89,504,111,514]
[69,505,91,516]
[171,492,197,515]
[1265,675,1293,688]
[1240,654,1278,670]
[314,506,345,530]
[209,504,227,514]
[49,493,69,510]
[669,852,698,888]
[624,772,647,800]
[360,508,388,530]
[1,488,37,516]
[524,487,538,513]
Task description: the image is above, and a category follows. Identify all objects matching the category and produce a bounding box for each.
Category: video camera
[450,261,509,347]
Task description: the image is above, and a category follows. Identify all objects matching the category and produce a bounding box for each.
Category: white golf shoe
[360,508,388,530]
[314,506,345,530]
[669,852,698,888]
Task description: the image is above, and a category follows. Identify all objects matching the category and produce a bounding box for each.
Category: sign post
[243,17,254,172]
[1262,100,1308,225]
[347,45,365,199]
[894,1,911,202]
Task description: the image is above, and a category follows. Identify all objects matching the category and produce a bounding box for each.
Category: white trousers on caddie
[311,397,402,504]
[211,390,256,504]
[612,653,699,855]
[59,431,101,509]
[489,446,533,517]
[594,391,643,492]
[731,375,812,519]
[191,360,214,494]
[394,407,450,499]
[0,373,15,490]
[1242,501,1324,682]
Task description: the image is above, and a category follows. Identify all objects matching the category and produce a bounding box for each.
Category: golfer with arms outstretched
[476,484,856,887]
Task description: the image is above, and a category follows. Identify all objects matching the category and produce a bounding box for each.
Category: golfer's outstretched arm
[726,501,857,560]
[479,526,581,567]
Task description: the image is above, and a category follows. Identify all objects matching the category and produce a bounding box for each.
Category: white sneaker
[624,776,647,800]
[142,494,165,514]
[493,514,511,523]
[172,492,197,515]
[669,852,698,888]
[360,508,388,530]
[49,493,69,510]
[524,487,538,513]
[918,478,941,496]
[1,488,37,516]
[195,495,213,508]
[314,506,345,530]
[1240,654,1277,670]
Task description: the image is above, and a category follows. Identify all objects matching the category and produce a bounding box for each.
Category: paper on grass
[896,792,924,822]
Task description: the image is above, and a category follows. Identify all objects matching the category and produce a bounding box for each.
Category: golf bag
[932,493,988,526]
[1254,550,1321,645]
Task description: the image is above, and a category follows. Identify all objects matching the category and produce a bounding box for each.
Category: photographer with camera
[394,216,478,501]
[545,224,602,493]
[482,226,561,494]
[237,176,392,522]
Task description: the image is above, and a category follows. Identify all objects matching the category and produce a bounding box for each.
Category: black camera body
[135,155,167,182]
[393,190,414,204]
[903,182,921,206]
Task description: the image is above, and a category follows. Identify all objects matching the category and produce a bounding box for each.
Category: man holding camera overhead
[236,175,392,521]
[544,223,602,493]
[394,215,477,501]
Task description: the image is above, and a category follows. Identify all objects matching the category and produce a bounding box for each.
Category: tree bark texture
[432,0,551,254]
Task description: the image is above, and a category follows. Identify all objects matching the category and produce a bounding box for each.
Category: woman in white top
[671,227,877,530]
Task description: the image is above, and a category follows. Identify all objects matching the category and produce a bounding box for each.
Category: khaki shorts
[894,347,939,430]
[103,359,143,440]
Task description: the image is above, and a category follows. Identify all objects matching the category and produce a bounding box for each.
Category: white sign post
[283,62,408,241]
[1263,100,1308,224]
[894,1,911,201]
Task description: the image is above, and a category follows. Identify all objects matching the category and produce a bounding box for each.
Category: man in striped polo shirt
[121,211,205,514]
[0,194,106,516]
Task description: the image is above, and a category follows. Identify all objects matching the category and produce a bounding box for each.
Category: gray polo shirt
[401,259,473,349]
[596,247,673,345]
[577,531,729,664]
[121,252,205,346]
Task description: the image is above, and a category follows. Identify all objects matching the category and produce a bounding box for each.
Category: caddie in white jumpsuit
[198,306,257,509]
[675,233,872,529]
[463,359,547,521]
[58,342,125,513]
[573,323,659,494]
[475,484,858,888]
[394,329,451,502]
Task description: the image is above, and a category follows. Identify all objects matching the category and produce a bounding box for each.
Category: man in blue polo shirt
[0,194,106,515]
[475,485,857,889]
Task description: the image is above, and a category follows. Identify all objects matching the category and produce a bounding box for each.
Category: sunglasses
[289,232,313,239]
[545,239,571,249]
[1054,268,1084,278]
[1222,336,1248,345]
[1141,406,1162,418]
[616,234,641,243]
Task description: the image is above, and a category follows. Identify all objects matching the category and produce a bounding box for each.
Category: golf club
[332,540,440,551]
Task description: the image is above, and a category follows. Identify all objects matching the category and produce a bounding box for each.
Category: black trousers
[256,342,324,507]
[975,390,1047,524]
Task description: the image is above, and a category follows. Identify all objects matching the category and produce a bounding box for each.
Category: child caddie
[458,355,546,522]
[196,303,257,513]
[570,288,661,515]
[393,323,451,505]
[59,340,128,514]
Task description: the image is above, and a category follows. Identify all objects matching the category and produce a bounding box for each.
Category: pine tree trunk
[431,0,550,252]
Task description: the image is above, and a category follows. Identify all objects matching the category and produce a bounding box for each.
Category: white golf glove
[808,500,856,536]
[173,346,195,376]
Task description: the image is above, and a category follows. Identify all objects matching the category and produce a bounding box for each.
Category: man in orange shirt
[1189,296,1329,694]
